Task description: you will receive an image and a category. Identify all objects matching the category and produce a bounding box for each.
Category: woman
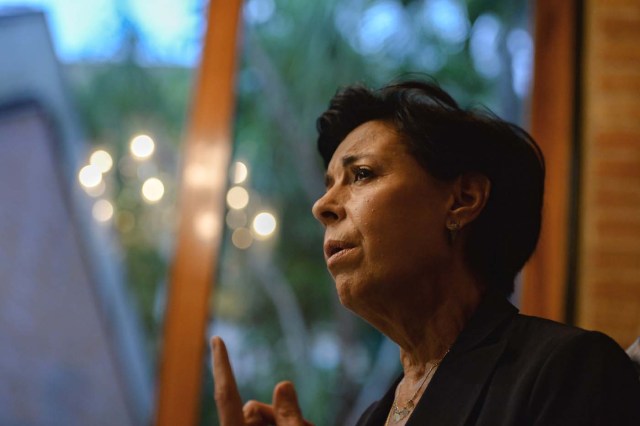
[211,80,640,425]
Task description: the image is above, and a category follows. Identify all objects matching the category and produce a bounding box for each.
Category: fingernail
[279,382,295,398]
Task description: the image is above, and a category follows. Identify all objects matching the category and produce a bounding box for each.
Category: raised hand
[210,336,313,426]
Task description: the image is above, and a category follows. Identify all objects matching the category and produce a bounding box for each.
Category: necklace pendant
[392,401,414,423]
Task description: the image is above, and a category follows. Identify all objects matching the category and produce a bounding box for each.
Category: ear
[448,172,491,228]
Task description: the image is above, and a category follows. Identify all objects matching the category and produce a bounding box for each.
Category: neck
[392,265,484,380]
[397,294,474,379]
[347,252,486,378]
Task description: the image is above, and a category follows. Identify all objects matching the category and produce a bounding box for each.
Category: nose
[312,188,344,227]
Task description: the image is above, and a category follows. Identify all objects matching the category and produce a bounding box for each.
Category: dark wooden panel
[521,0,578,321]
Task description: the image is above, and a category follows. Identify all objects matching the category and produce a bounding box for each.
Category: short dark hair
[316,80,545,296]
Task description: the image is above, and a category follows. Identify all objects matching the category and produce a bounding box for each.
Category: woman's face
[312,120,454,318]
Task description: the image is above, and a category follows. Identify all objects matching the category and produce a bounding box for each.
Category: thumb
[272,381,305,425]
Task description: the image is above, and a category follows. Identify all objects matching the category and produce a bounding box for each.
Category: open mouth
[324,240,356,260]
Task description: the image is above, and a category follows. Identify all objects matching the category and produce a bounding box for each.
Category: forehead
[328,120,406,167]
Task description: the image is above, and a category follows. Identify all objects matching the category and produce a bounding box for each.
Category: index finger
[211,336,245,426]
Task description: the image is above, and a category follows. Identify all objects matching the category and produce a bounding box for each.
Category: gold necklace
[385,350,449,425]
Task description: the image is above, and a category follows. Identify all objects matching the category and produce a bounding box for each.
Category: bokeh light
[78,164,103,188]
[232,161,248,184]
[141,177,165,203]
[226,209,247,229]
[185,163,215,188]
[232,227,253,249]
[226,186,249,209]
[84,180,106,197]
[92,199,114,222]
[244,0,275,25]
[252,211,277,238]
[130,134,155,159]
[195,212,218,241]
[470,14,502,78]
[89,149,113,173]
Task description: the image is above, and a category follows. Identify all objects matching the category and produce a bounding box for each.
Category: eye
[353,167,373,182]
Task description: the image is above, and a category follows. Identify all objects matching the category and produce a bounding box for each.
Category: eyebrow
[342,154,366,167]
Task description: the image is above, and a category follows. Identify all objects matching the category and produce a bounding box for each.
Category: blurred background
[1,0,638,425]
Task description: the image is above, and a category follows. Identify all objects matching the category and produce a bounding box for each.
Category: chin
[334,276,356,308]
[335,281,350,306]
[334,275,371,315]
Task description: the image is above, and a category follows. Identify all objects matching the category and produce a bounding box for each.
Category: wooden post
[521,0,578,321]
[156,1,242,425]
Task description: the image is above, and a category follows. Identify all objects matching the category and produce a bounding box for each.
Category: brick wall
[577,0,640,347]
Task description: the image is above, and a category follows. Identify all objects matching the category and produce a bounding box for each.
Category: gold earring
[446,221,460,243]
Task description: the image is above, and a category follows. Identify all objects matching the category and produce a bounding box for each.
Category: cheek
[364,192,417,235]
[349,196,376,233]
[367,199,446,262]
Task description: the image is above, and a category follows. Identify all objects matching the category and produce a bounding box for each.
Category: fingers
[272,381,307,426]
[243,400,275,426]
[211,337,311,426]
[242,398,312,426]
[211,336,244,426]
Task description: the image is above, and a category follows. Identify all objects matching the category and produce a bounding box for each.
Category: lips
[324,239,356,262]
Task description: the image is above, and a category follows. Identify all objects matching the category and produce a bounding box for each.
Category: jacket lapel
[408,293,517,426]
[356,293,517,426]
[407,338,508,425]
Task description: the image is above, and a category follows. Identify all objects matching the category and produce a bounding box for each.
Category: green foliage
[124,243,165,338]
[68,29,193,361]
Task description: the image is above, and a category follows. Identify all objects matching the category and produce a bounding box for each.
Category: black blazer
[356,293,640,425]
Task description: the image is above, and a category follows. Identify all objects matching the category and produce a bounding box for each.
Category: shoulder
[506,313,619,357]
[502,314,640,424]
[510,313,588,340]
[489,312,639,390]
[502,313,639,378]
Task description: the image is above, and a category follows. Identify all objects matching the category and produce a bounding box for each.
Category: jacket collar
[447,290,518,355]
[359,292,518,426]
